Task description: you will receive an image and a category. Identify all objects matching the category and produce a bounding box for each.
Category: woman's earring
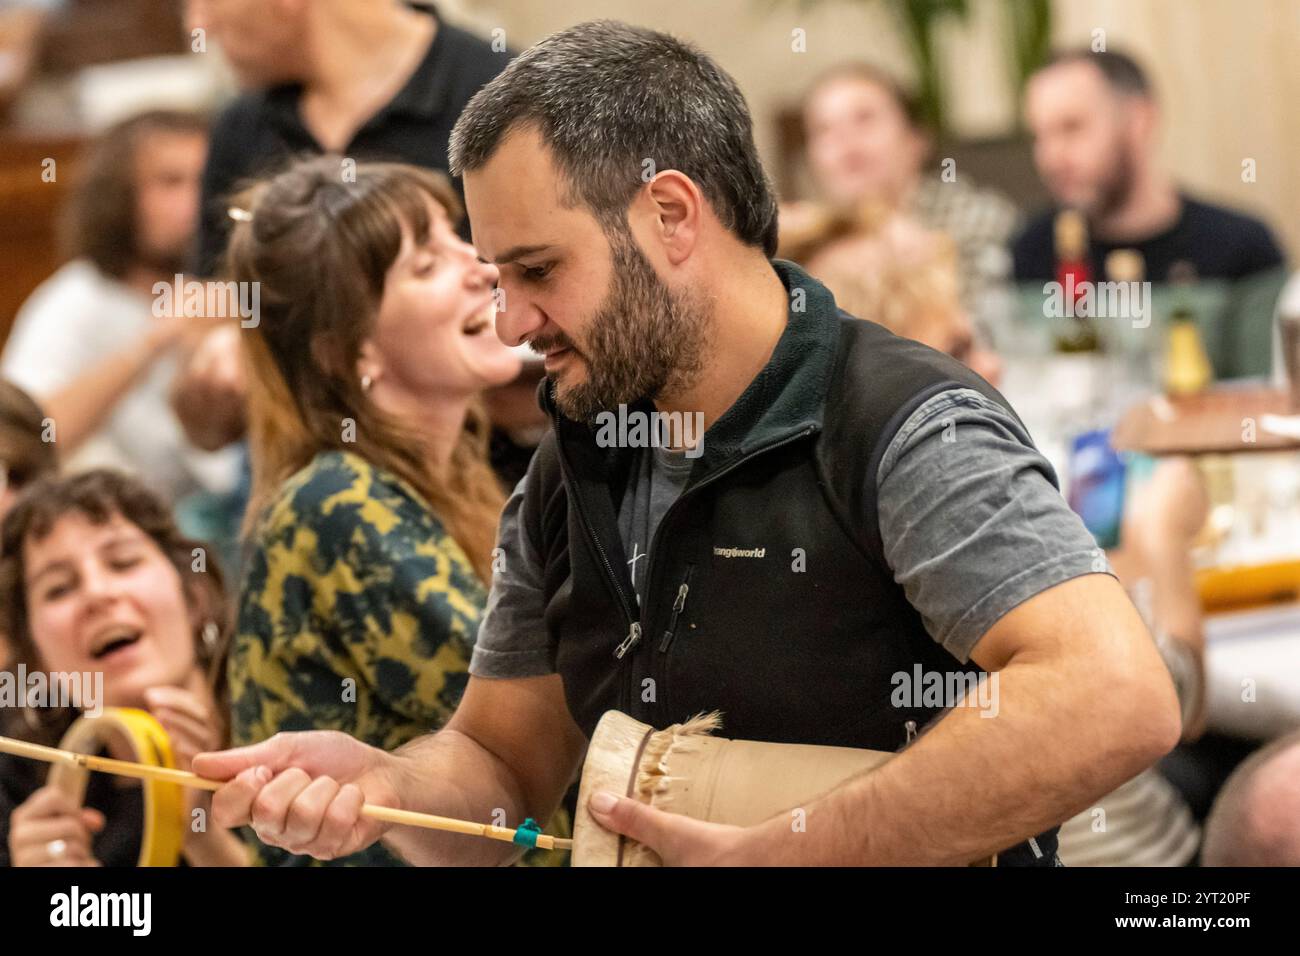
[202,621,219,653]
[360,374,373,393]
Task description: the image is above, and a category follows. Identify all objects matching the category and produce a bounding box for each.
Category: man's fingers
[316,783,371,859]
[587,791,677,853]
[277,775,341,852]
[210,764,273,828]
[193,733,298,781]
[249,767,314,845]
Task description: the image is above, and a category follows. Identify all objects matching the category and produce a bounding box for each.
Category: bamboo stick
[0,733,573,852]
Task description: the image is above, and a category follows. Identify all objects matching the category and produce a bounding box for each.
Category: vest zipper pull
[659,578,692,652]
[904,719,918,747]
[614,621,642,660]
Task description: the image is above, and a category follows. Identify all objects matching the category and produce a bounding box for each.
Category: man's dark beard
[544,229,710,425]
[1088,146,1136,221]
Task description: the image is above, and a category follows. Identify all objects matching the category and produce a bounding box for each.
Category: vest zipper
[557,419,820,718]
[658,566,694,652]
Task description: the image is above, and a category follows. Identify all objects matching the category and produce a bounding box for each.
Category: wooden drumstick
[0,733,573,852]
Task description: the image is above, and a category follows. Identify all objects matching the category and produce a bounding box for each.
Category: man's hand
[585,790,754,865]
[193,731,406,860]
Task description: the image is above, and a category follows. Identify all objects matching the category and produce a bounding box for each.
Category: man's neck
[1090,165,1181,243]
[299,2,436,151]
[655,254,789,431]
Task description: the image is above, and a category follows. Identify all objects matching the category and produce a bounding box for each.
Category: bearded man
[1013,48,1283,284]
[195,21,1181,867]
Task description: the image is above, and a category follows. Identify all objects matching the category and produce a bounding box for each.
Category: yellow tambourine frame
[48,707,185,867]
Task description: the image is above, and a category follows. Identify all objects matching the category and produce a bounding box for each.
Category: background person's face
[366,197,521,398]
[23,512,196,709]
[1025,61,1137,217]
[804,76,925,207]
[133,130,207,275]
[185,0,306,87]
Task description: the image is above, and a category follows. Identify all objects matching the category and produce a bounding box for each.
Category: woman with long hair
[225,155,557,865]
[0,469,247,866]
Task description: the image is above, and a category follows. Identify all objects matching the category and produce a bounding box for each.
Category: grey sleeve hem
[945,554,1113,663]
[468,643,554,680]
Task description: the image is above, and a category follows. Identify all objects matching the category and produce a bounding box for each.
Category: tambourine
[47,707,186,867]
[574,710,996,866]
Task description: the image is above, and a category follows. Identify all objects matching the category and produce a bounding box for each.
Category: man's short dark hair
[1039,47,1152,99]
[450,19,779,257]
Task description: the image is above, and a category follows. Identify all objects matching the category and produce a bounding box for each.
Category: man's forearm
[755,652,1180,865]
[380,728,536,866]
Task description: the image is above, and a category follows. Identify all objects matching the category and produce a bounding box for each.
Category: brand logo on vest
[713,546,766,558]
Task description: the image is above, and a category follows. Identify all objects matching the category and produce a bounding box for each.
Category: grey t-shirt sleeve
[468,469,555,680]
[877,387,1110,663]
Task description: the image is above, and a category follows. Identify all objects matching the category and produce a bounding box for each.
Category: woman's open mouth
[462,304,494,336]
[88,625,144,662]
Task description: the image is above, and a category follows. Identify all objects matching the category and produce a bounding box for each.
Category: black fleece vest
[524,260,1059,865]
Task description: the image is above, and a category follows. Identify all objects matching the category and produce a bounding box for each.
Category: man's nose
[494,291,544,348]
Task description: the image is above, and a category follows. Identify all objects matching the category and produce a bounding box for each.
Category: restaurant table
[1205,601,1300,741]
[1112,385,1300,456]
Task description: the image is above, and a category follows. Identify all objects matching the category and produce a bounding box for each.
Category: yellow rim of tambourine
[48,706,185,867]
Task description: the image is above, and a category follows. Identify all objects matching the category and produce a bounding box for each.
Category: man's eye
[522,263,552,282]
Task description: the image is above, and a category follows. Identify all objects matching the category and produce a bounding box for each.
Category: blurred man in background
[1014,48,1285,284]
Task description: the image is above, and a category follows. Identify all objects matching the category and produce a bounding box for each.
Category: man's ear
[1129,96,1160,148]
[641,170,703,266]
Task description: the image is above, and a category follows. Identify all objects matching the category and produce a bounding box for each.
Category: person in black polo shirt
[195,21,1182,867]
[1013,48,1285,284]
[174,1,539,482]
[189,0,506,272]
